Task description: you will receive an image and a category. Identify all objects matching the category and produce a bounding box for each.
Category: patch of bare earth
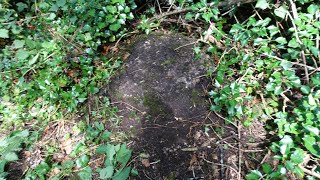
[107,33,268,179]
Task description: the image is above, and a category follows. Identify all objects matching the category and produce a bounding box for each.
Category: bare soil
[108,33,268,179]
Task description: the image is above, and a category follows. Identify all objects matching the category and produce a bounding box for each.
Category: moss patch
[161,58,177,66]
[143,93,171,116]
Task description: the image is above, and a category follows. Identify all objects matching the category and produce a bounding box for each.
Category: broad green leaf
[288,39,299,48]
[274,6,287,19]
[202,13,213,22]
[100,166,114,179]
[275,37,287,44]
[15,49,30,60]
[47,13,56,20]
[16,2,28,12]
[246,170,263,180]
[109,35,116,42]
[285,161,294,171]
[62,160,74,169]
[34,162,50,175]
[106,144,116,162]
[307,4,319,15]
[78,166,92,180]
[308,94,316,106]
[29,53,39,66]
[76,155,90,168]
[280,60,292,70]
[280,135,293,155]
[274,86,283,95]
[3,152,18,161]
[290,148,305,164]
[262,163,272,174]
[255,0,269,10]
[0,29,9,39]
[94,122,104,131]
[293,166,304,178]
[96,145,108,154]
[309,46,319,57]
[112,167,131,180]
[0,160,6,172]
[56,0,66,7]
[101,131,112,141]
[116,144,132,168]
[303,135,320,158]
[13,40,25,48]
[131,168,138,176]
[185,12,193,20]
[13,130,29,137]
[78,98,87,103]
[289,76,301,87]
[300,85,310,94]
[253,38,268,46]
[305,126,319,136]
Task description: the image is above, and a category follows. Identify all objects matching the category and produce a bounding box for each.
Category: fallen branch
[299,165,320,179]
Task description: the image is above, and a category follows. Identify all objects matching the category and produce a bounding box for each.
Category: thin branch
[151,0,257,21]
[299,165,320,179]
[261,53,320,71]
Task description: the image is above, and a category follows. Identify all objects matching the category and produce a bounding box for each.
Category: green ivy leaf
[116,144,132,169]
[275,37,287,44]
[307,4,319,15]
[62,160,74,169]
[280,135,293,156]
[105,144,116,165]
[288,39,299,48]
[112,167,131,180]
[274,86,283,95]
[16,2,28,12]
[290,148,305,164]
[246,170,263,180]
[76,155,90,168]
[300,85,310,94]
[280,60,293,70]
[3,152,18,162]
[96,145,108,154]
[15,49,30,60]
[255,0,269,10]
[101,131,112,141]
[293,166,304,178]
[262,163,273,174]
[274,6,287,19]
[305,126,319,136]
[0,29,9,39]
[56,0,66,7]
[185,12,194,20]
[308,94,316,106]
[13,40,25,48]
[78,166,92,180]
[100,166,114,179]
[303,135,320,158]
[29,53,40,66]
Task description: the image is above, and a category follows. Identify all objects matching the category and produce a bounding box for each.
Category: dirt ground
[108,33,268,180]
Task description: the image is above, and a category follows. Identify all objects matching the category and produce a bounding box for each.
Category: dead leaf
[141,159,150,167]
[122,53,130,60]
[61,138,73,154]
[49,167,60,176]
[189,154,198,166]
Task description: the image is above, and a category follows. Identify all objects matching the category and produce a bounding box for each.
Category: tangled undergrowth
[0,0,319,179]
